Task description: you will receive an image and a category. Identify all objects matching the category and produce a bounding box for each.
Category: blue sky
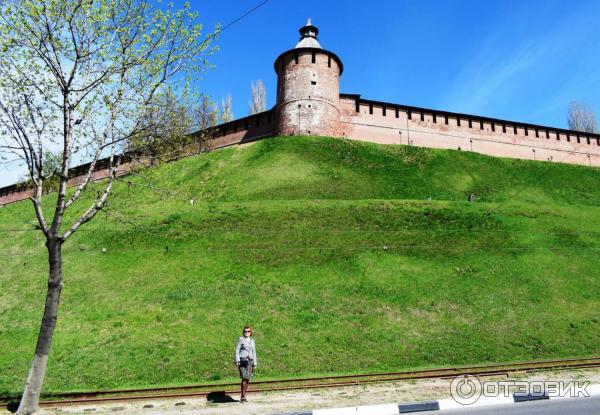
[1,0,599,186]
[193,0,600,124]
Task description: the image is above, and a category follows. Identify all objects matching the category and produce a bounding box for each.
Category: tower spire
[295,18,321,49]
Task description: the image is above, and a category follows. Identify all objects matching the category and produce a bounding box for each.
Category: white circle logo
[450,375,482,405]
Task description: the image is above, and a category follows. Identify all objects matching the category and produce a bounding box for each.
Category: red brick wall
[275,49,342,137]
[0,110,277,206]
[340,96,600,168]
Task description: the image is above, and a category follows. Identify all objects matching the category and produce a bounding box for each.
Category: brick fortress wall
[340,95,600,167]
[0,110,276,206]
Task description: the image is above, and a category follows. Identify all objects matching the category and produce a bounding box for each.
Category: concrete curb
[274,383,600,414]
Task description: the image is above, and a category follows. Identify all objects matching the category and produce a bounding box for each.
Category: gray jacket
[235,336,257,367]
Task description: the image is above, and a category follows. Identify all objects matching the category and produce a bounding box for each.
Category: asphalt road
[428,396,600,414]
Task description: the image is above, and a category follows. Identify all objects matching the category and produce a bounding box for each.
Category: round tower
[274,19,343,136]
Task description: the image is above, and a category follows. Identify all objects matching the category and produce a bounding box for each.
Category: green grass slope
[1,136,599,394]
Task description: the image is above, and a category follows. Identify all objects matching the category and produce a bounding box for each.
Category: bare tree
[249,79,266,115]
[197,95,219,130]
[220,94,233,123]
[193,95,218,152]
[0,1,218,414]
[567,101,597,133]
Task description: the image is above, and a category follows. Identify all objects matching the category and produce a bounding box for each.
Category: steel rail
[3,356,599,408]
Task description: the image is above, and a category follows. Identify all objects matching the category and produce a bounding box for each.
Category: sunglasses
[243,330,251,333]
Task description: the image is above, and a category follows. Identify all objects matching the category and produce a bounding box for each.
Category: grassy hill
[1,135,599,394]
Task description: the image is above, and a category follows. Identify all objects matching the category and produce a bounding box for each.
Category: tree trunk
[17,239,63,415]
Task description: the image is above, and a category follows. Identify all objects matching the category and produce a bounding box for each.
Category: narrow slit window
[382,106,386,116]
[556,132,560,140]
[535,129,539,138]
[420,112,424,122]
[445,115,448,125]
[408,110,412,120]
[433,114,437,123]
[395,108,399,118]
[480,120,484,130]
[468,119,472,128]
[311,51,316,64]
[514,126,517,135]
[546,130,550,139]
[524,128,528,136]
[369,103,373,114]
[577,135,581,143]
[567,134,571,142]
[328,55,331,68]
[355,100,360,113]
[502,124,506,133]
[491,123,495,132]
[457,118,461,126]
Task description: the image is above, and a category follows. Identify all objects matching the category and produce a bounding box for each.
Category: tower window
[408,110,412,120]
[514,126,517,135]
[577,134,581,143]
[311,51,316,63]
[524,128,528,136]
[546,130,549,139]
[382,106,386,116]
[556,131,560,140]
[420,112,424,122]
[535,129,539,138]
[395,108,399,118]
[433,114,437,123]
[480,120,484,130]
[491,123,495,132]
[369,103,373,114]
[355,100,359,113]
[502,124,506,133]
[311,81,316,85]
[445,115,448,125]
[468,119,472,128]
[328,55,331,68]
[457,118,461,126]
[567,134,570,142]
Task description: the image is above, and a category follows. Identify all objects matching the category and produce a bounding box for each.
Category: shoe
[241,397,247,403]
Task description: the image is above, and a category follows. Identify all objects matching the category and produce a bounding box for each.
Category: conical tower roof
[295,18,322,49]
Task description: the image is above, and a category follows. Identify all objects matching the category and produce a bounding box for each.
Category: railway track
[3,356,599,408]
